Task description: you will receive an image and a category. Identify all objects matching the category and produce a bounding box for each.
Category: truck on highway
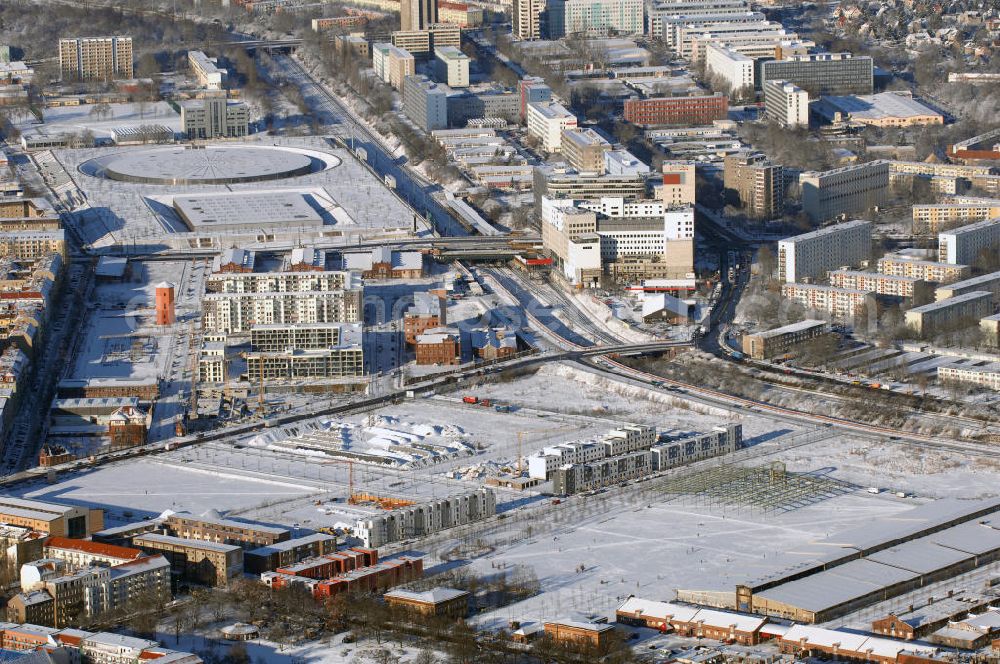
[462,396,478,404]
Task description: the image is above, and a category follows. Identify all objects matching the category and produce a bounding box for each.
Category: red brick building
[107,405,147,450]
[39,445,74,467]
[415,327,461,366]
[623,94,728,126]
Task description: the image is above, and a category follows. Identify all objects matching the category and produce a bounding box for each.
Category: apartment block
[649,425,742,472]
[513,0,546,39]
[560,128,611,174]
[741,320,829,360]
[552,450,652,495]
[705,44,753,94]
[828,270,922,298]
[179,98,249,140]
[245,325,364,381]
[545,0,644,38]
[42,538,144,568]
[800,161,890,222]
[433,46,469,88]
[528,424,656,479]
[244,533,338,574]
[935,271,1000,303]
[249,322,354,351]
[58,37,132,81]
[356,488,497,547]
[526,101,577,153]
[163,512,289,549]
[939,219,1000,265]
[205,269,356,294]
[372,43,415,90]
[187,51,226,90]
[981,313,1000,346]
[132,534,243,587]
[780,282,872,318]
[905,291,993,336]
[877,254,971,284]
[401,0,436,31]
[758,53,873,96]
[723,152,784,219]
[201,290,363,335]
[402,75,448,131]
[623,94,729,126]
[912,201,1000,234]
[777,219,872,283]
[937,365,1000,391]
[763,80,808,128]
[0,498,103,538]
[0,230,67,262]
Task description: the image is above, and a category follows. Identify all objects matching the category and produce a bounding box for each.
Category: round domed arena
[79,144,338,185]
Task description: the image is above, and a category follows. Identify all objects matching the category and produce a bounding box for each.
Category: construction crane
[326,458,416,509]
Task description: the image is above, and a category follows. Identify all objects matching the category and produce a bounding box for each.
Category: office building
[800,161,890,222]
[777,219,872,283]
[877,254,971,284]
[723,152,783,219]
[533,164,648,210]
[433,46,469,88]
[705,44,753,95]
[372,43,415,90]
[939,219,1000,265]
[513,0,546,39]
[605,150,651,177]
[162,512,290,549]
[132,534,243,587]
[437,1,483,27]
[446,87,520,125]
[780,283,873,318]
[741,320,829,360]
[0,498,102,538]
[526,101,577,152]
[935,271,1000,303]
[645,0,755,39]
[674,22,803,60]
[623,94,728,126]
[828,270,923,298]
[759,53,873,96]
[545,0,644,38]
[391,23,460,55]
[560,128,611,174]
[905,291,993,337]
[763,80,808,127]
[401,0,436,31]
[187,51,226,90]
[403,75,449,131]
[658,163,696,206]
[179,98,249,140]
[58,36,132,81]
[912,201,1000,234]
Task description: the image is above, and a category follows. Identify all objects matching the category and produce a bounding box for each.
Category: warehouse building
[677,498,1000,624]
[617,598,767,645]
[0,498,103,538]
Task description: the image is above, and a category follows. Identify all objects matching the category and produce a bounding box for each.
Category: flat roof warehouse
[173,192,325,233]
[676,497,1000,623]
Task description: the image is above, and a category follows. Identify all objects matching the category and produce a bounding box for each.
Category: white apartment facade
[780,282,871,318]
[776,219,872,283]
[705,43,754,93]
[938,219,1000,265]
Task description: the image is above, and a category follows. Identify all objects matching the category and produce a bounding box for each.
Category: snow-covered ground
[20,102,183,141]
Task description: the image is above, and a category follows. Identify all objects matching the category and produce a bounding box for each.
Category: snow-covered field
[20,102,183,141]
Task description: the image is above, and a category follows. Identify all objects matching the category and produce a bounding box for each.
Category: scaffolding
[657,461,857,514]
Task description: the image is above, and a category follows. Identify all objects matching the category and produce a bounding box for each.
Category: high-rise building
[372,43,415,90]
[723,152,784,219]
[402,75,449,131]
[513,0,546,40]
[401,0,437,31]
[763,80,808,127]
[800,161,890,223]
[758,53,873,96]
[433,46,470,88]
[776,219,872,283]
[560,128,611,174]
[546,0,644,38]
[526,101,578,152]
[518,77,552,122]
[705,44,754,95]
[58,36,132,81]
